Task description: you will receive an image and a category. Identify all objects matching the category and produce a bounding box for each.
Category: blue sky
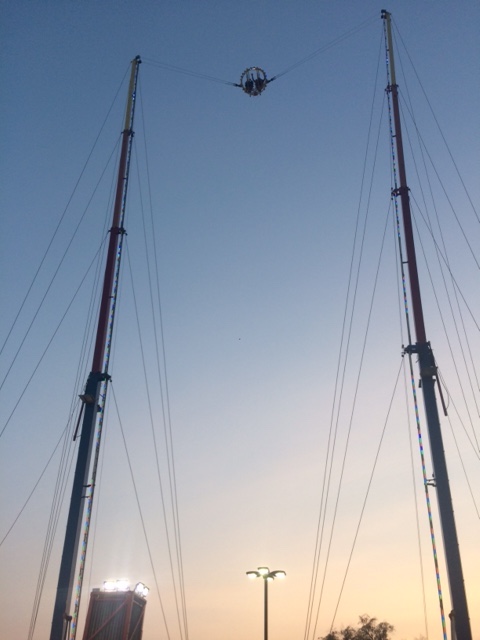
[1,2,479,640]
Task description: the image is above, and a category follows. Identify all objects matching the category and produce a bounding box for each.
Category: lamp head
[103,579,130,592]
[246,571,260,579]
[103,580,116,591]
[272,570,286,579]
[116,579,130,591]
[135,582,150,597]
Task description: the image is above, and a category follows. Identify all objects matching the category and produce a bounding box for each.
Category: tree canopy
[321,614,394,640]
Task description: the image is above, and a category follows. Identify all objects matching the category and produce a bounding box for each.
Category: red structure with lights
[82,588,147,640]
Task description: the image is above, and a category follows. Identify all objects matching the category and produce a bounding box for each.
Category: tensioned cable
[272,12,378,81]
[310,195,393,640]
[392,184,479,333]
[403,365,431,639]
[409,198,480,453]
[434,371,480,462]
[0,236,109,439]
[416,216,479,332]
[27,139,121,640]
[0,412,73,546]
[140,78,189,640]
[0,65,130,361]
[443,404,480,518]
[407,355,448,637]
[110,383,173,640]
[143,12,378,89]
[303,28,385,640]
[0,137,121,401]
[384,19,447,639]
[392,171,430,639]
[70,368,108,640]
[124,236,185,640]
[1,216,111,541]
[28,415,78,640]
[392,21,479,225]
[70,69,140,638]
[72,142,123,427]
[398,70,480,437]
[396,64,480,446]
[136,82,189,640]
[398,94,479,272]
[329,359,404,630]
[142,57,238,86]
[404,346,448,640]
[26,232,113,639]
[81,148,127,623]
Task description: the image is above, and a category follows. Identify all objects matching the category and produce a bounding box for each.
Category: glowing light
[116,579,130,591]
[246,567,287,581]
[103,580,116,591]
[103,579,130,592]
[135,582,150,598]
[246,571,260,579]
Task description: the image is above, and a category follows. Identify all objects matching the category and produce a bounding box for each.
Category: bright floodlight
[246,565,286,640]
[116,579,130,591]
[135,582,149,597]
[246,567,287,581]
[103,579,130,592]
[246,571,260,579]
[103,580,116,591]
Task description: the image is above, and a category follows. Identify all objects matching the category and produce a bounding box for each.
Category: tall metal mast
[381,12,471,640]
[50,55,141,640]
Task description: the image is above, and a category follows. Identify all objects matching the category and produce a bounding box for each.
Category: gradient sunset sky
[1,2,479,640]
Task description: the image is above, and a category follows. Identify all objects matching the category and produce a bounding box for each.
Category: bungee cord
[271,12,378,81]
[142,57,239,87]
[144,11,378,97]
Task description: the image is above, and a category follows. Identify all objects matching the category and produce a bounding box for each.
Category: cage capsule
[240,67,268,96]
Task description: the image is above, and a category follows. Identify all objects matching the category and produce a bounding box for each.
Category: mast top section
[381,10,397,87]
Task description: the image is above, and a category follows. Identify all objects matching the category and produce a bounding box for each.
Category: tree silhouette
[321,614,394,640]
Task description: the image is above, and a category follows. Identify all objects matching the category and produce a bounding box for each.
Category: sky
[0,2,479,640]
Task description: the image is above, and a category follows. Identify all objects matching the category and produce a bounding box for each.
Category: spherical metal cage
[240,67,268,96]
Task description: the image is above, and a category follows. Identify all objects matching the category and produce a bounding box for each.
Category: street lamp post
[246,567,286,640]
